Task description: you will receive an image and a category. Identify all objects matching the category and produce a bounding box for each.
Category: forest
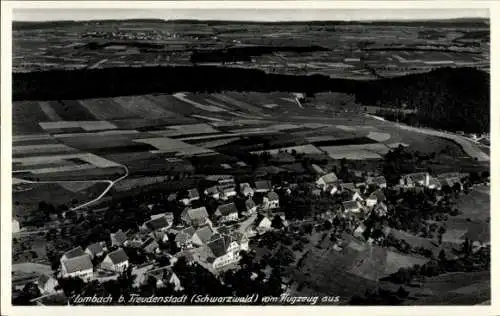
[13,66,489,133]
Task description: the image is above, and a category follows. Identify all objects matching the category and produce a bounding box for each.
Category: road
[364,114,490,162]
[15,165,129,211]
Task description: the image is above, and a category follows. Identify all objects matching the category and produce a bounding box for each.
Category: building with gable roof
[101,248,129,272]
[316,172,338,190]
[400,172,431,188]
[191,225,215,247]
[36,274,59,295]
[85,242,106,259]
[145,266,183,291]
[181,206,210,227]
[175,226,196,249]
[254,180,272,193]
[244,198,257,214]
[60,248,93,279]
[263,191,280,210]
[205,233,242,270]
[240,183,254,197]
[214,202,239,223]
[110,229,128,247]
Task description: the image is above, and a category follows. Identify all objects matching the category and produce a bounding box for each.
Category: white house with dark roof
[215,203,239,223]
[366,190,386,208]
[141,237,160,254]
[181,206,210,227]
[206,234,241,270]
[100,248,129,273]
[85,242,106,259]
[263,191,280,210]
[60,247,93,279]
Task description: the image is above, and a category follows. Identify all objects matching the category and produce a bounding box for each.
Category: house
[400,172,431,188]
[174,251,195,266]
[438,176,463,190]
[175,227,196,249]
[254,180,272,193]
[366,176,387,189]
[342,201,363,214]
[428,177,442,190]
[12,218,20,233]
[215,203,239,223]
[373,202,388,217]
[353,223,367,239]
[145,267,183,291]
[254,215,272,234]
[316,172,338,190]
[191,225,215,247]
[263,191,280,210]
[60,248,93,279]
[204,186,220,200]
[366,190,386,208]
[244,198,257,214]
[181,188,200,205]
[206,234,242,270]
[181,206,210,227]
[110,229,128,247]
[141,237,160,254]
[143,214,171,232]
[85,242,106,259]
[218,183,237,200]
[239,183,254,197]
[100,248,129,273]
[36,274,59,295]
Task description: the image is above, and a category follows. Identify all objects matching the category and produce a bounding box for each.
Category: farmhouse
[253,215,272,234]
[254,180,272,193]
[141,237,160,254]
[428,177,442,190]
[181,206,210,227]
[12,218,21,233]
[60,248,93,279]
[110,229,128,247]
[191,225,215,247]
[353,223,367,239]
[263,191,280,210]
[316,172,338,190]
[215,203,239,223]
[175,227,196,249]
[400,172,431,188]
[239,183,254,197]
[218,184,237,200]
[101,248,129,273]
[342,201,363,214]
[366,176,387,188]
[85,242,106,259]
[36,274,59,295]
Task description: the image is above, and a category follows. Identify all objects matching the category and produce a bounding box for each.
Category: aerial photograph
[8,6,491,307]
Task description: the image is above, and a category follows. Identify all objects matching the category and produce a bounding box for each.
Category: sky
[13,8,489,22]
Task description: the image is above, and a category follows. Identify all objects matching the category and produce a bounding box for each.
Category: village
[11,151,491,305]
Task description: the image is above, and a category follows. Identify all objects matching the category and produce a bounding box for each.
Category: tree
[438,249,447,263]
[271,215,284,230]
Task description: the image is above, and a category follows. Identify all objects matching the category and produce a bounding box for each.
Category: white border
[1,1,499,316]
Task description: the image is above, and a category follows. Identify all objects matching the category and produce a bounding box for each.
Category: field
[454,187,490,221]
[12,91,489,213]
